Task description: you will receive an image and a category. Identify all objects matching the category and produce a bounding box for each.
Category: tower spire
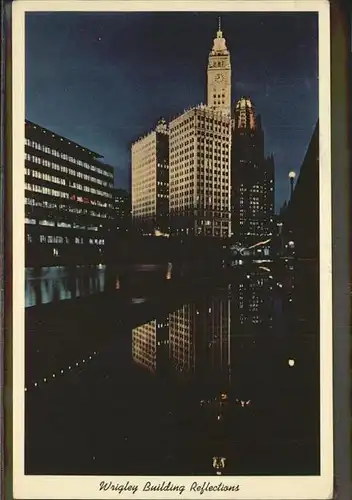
[217,16,222,38]
[208,13,231,114]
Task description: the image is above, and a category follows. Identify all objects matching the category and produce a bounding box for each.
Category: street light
[288,171,296,200]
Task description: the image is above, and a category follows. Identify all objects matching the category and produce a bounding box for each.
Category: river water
[25,265,107,307]
[25,259,320,476]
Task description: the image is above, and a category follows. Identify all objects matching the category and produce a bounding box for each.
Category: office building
[168,21,232,238]
[231,97,275,251]
[25,120,114,266]
[131,118,169,235]
[112,187,131,233]
[169,105,231,238]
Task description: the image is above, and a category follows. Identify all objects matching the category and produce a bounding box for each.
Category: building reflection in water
[130,260,319,475]
[131,265,281,378]
[132,316,169,373]
[169,289,231,381]
[25,260,319,476]
[132,287,232,382]
[25,265,107,307]
[231,266,274,330]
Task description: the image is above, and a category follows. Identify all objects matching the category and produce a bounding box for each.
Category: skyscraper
[169,105,232,237]
[169,22,232,238]
[25,120,114,267]
[207,18,232,115]
[231,97,275,251]
[131,118,169,235]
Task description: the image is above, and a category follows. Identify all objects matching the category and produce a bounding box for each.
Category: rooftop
[170,103,232,124]
[25,119,104,159]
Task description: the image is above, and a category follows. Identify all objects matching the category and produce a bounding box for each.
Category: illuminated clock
[214,73,224,83]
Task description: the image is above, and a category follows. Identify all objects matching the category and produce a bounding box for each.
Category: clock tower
[207,18,231,115]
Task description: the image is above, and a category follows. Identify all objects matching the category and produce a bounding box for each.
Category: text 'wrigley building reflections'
[131,19,275,253]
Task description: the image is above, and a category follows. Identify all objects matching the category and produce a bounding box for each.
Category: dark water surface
[25,259,320,476]
[25,265,107,307]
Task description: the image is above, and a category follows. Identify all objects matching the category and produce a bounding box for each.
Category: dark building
[25,120,114,266]
[283,121,319,259]
[231,97,275,253]
[112,188,131,233]
[270,213,285,257]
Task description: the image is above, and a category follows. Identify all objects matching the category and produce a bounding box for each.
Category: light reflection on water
[25,266,106,307]
[25,263,171,308]
[126,261,319,475]
[131,264,296,379]
[25,259,320,476]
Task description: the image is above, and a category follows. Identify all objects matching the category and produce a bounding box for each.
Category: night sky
[25,11,319,211]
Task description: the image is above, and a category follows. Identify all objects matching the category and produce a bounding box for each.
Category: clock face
[214,73,224,83]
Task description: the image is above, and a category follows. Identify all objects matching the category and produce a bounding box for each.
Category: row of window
[25,158,112,198]
[170,133,230,148]
[26,168,66,186]
[171,124,230,136]
[25,217,100,231]
[195,123,231,133]
[26,153,111,187]
[197,138,230,146]
[25,183,110,208]
[28,234,105,245]
[170,161,229,172]
[25,139,113,178]
[132,137,156,152]
[132,157,156,169]
[26,182,69,199]
[170,148,230,159]
[25,197,110,218]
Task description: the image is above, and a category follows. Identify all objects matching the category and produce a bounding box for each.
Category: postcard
[12,0,333,498]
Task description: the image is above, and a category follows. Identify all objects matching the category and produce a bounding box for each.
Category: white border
[12,1,332,499]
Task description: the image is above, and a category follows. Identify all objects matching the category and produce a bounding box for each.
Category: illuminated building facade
[132,316,169,373]
[131,118,169,235]
[231,97,275,251]
[168,22,232,238]
[169,105,232,237]
[207,19,231,115]
[25,120,114,266]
